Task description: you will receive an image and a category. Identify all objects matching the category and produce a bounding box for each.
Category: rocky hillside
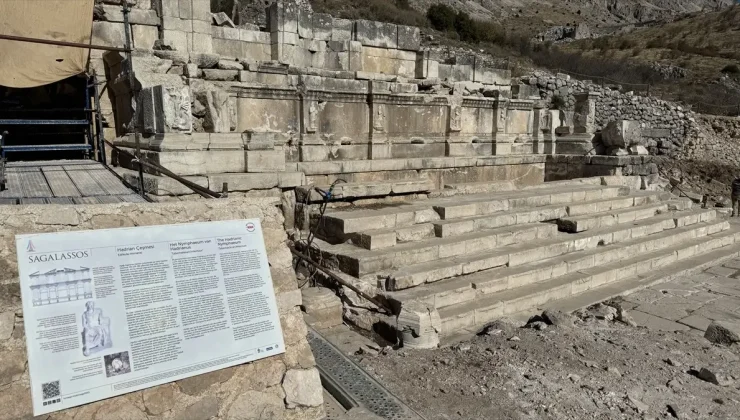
[559,6,740,113]
[214,0,733,35]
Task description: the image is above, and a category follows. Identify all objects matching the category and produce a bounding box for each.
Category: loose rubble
[354,304,740,419]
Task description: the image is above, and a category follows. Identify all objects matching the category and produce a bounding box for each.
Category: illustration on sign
[16,219,285,416]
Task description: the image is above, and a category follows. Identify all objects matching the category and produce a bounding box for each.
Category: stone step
[383,215,726,310]
[351,223,436,250]
[472,214,723,294]
[433,205,567,238]
[320,184,622,236]
[382,209,718,291]
[557,202,669,233]
[437,225,740,336]
[443,181,516,194]
[297,179,433,202]
[521,178,604,190]
[564,191,668,217]
[433,194,672,238]
[505,208,716,267]
[433,185,627,220]
[320,222,558,279]
[549,236,740,315]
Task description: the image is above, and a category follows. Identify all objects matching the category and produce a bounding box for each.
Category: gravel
[352,305,740,419]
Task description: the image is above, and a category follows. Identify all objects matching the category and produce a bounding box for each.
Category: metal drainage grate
[308,328,423,420]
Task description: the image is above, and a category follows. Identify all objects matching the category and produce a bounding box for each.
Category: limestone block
[283,368,323,408]
[302,287,343,329]
[355,20,398,49]
[175,0,192,19]
[473,66,510,85]
[213,39,271,61]
[100,5,160,25]
[240,30,271,44]
[438,63,473,82]
[247,149,286,173]
[92,21,126,48]
[298,9,314,39]
[192,0,211,21]
[193,19,211,35]
[332,18,353,41]
[154,49,190,65]
[278,172,304,187]
[218,60,244,70]
[211,11,236,28]
[397,301,441,349]
[192,32,213,53]
[313,13,332,40]
[629,145,649,155]
[139,85,192,134]
[212,26,240,40]
[239,71,292,86]
[272,30,300,46]
[602,120,642,148]
[131,55,173,74]
[202,69,238,81]
[208,133,243,150]
[415,52,439,79]
[161,0,179,17]
[208,173,279,190]
[133,25,159,50]
[268,0,299,33]
[162,29,190,52]
[196,88,232,133]
[397,25,421,51]
[163,16,193,32]
[185,63,201,78]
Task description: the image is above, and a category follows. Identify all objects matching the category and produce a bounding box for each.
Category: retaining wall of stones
[0,199,323,420]
[680,115,740,166]
[519,72,702,157]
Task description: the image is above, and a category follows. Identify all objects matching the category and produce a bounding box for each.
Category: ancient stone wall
[680,115,740,166]
[88,0,575,199]
[0,199,324,420]
[519,72,701,157]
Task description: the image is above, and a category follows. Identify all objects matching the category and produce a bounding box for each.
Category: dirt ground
[352,306,740,420]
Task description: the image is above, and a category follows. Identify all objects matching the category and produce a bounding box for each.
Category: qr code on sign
[42,381,60,400]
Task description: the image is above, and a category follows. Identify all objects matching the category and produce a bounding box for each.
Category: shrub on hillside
[427,5,504,44]
[618,39,638,50]
[313,0,427,27]
[721,64,740,74]
[427,4,456,31]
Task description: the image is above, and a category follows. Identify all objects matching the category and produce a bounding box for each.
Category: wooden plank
[42,166,81,197]
[46,197,75,204]
[19,198,46,205]
[88,168,133,195]
[0,198,18,205]
[95,196,120,204]
[0,171,23,198]
[72,197,101,205]
[65,167,107,196]
[17,168,52,198]
[119,194,148,203]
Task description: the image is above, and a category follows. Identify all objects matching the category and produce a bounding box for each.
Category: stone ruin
[90,0,613,200]
[4,0,740,417]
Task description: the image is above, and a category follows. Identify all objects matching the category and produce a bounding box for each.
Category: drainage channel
[308,328,424,420]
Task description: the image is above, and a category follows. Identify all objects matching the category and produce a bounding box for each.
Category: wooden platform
[0,160,146,205]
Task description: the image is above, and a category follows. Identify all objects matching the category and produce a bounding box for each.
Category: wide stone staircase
[310,177,740,344]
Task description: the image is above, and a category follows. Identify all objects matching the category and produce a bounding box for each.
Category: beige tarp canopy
[0,0,95,88]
